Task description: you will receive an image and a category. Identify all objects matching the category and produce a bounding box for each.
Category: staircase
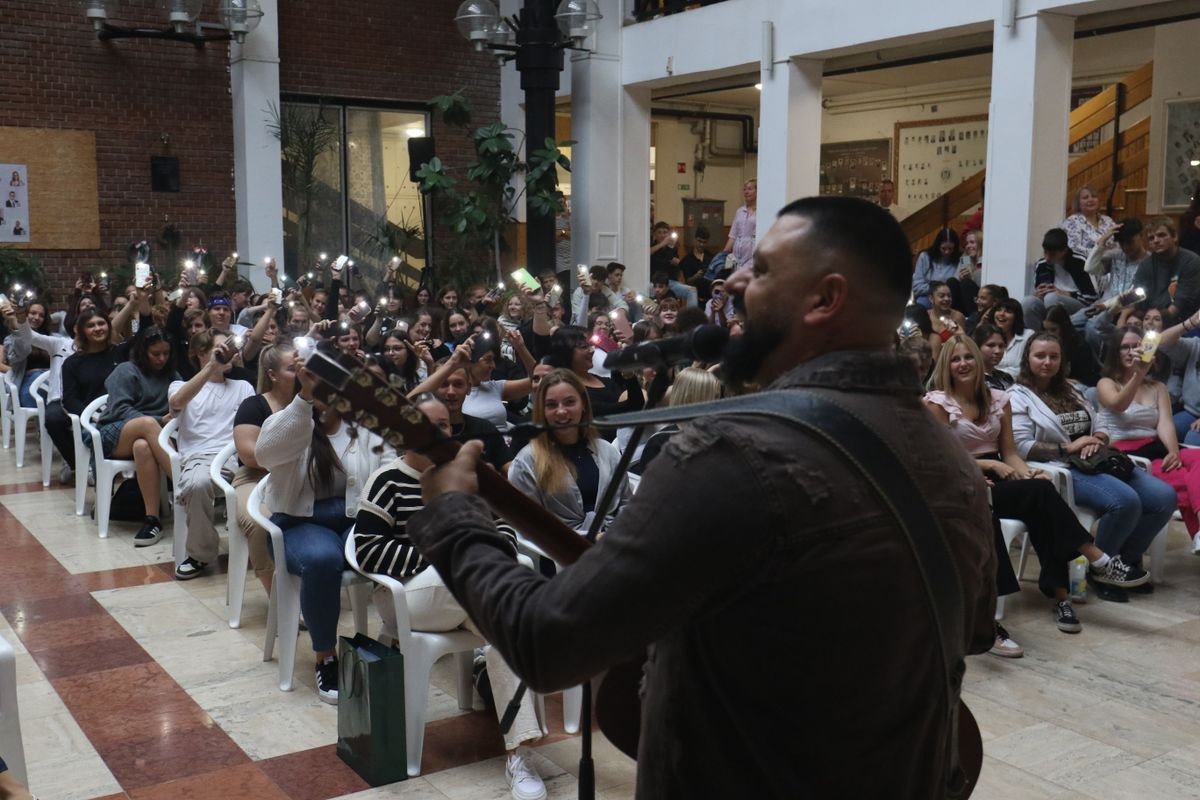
[901,61,1154,255]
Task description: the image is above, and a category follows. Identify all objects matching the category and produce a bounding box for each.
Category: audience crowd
[2,181,1198,800]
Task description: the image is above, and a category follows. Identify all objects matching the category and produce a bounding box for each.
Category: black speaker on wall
[408,137,436,184]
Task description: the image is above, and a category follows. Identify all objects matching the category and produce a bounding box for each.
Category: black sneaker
[133,516,163,547]
[174,557,207,581]
[1089,556,1149,588]
[1055,601,1082,633]
[1092,582,1129,603]
[1127,582,1155,595]
[316,656,338,705]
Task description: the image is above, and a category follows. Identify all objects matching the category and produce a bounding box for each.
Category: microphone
[602,324,729,370]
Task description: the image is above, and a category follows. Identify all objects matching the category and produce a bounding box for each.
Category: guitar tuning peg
[400,406,424,425]
[386,432,405,448]
[374,387,399,407]
[353,370,374,388]
[359,412,380,431]
[334,398,352,415]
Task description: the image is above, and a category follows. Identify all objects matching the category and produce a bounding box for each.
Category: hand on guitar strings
[420,439,484,505]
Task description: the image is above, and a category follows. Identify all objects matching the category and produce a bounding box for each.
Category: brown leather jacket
[408,349,996,799]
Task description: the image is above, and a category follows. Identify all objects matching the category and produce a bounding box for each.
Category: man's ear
[801,273,850,327]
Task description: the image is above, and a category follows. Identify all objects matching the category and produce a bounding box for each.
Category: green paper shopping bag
[336,633,408,785]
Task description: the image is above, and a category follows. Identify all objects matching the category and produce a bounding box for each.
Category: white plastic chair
[156,418,187,567]
[9,372,49,479]
[995,519,1028,620]
[209,442,250,628]
[29,372,53,487]
[68,412,88,516]
[0,632,27,788]
[0,374,11,450]
[246,478,370,692]
[343,530,481,776]
[1031,459,1170,583]
[80,395,136,539]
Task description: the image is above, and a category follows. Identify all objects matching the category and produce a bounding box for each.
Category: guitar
[303,348,982,794]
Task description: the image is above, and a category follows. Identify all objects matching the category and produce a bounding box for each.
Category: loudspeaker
[408,137,436,184]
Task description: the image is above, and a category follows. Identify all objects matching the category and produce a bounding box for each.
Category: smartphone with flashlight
[510,268,542,293]
[270,287,283,305]
[134,262,151,290]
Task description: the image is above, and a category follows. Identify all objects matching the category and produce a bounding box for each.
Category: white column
[230,0,283,292]
[569,7,652,293]
[982,11,1074,295]
[756,57,823,239]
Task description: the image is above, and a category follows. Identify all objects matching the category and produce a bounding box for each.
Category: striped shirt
[353,458,518,579]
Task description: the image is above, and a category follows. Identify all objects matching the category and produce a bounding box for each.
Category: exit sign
[677,183,690,191]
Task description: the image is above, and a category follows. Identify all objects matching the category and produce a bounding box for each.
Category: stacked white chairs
[245,477,370,692]
[343,529,481,776]
[0,632,27,788]
[208,441,251,628]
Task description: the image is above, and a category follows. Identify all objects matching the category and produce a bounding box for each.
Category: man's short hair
[605,261,626,276]
[651,270,670,286]
[776,196,913,299]
[695,226,711,240]
[1042,228,1069,253]
[880,179,895,187]
[231,278,253,295]
[1114,217,1143,246]
[589,265,608,282]
[653,221,671,232]
[1149,216,1177,237]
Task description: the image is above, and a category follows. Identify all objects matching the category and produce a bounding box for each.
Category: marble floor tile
[972,756,1072,800]
[532,733,636,792]
[127,763,288,799]
[257,744,371,800]
[423,750,571,800]
[329,779,449,799]
[986,721,1144,788]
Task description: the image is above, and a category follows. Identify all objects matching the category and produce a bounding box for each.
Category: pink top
[924,388,1009,456]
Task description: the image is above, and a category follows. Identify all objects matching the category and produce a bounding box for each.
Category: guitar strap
[596,390,973,798]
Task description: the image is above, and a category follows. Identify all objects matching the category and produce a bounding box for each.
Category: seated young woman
[353,393,548,800]
[988,298,1034,377]
[1009,333,1176,603]
[635,366,722,475]
[926,280,967,361]
[255,351,393,703]
[230,343,298,594]
[169,331,255,580]
[972,322,1014,391]
[409,326,534,431]
[545,326,644,440]
[1043,304,1100,386]
[1096,325,1200,556]
[509,369,632,536]
[2,298,65,409]
[925,334,1117,638]
[97,327,178,546]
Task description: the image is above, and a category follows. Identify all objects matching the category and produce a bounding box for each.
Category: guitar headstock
[303,347,443,454]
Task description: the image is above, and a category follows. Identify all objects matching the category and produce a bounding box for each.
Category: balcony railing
[629,0,729,23]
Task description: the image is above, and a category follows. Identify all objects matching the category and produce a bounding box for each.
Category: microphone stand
[573,367,672,800]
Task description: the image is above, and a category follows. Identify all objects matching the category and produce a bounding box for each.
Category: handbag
[336,633,408,786]
[1067,445,1136,481]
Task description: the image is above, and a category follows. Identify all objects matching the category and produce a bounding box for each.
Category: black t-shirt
[563,440,599,512]
[651,242,679,276]
[233,394,274,466]
[455,413,512,471]
[679,251,713,281]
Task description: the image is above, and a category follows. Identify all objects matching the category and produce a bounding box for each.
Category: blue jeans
[1070,468,1177,563]
[269,497,350,653]
[19,368,46,408]
[668,279,699,308]
[1173,411,1200,447]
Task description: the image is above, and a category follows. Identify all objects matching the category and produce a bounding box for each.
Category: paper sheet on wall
[0,165,29,243]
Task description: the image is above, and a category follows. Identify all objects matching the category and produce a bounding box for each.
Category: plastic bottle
[1069,556,1089,600]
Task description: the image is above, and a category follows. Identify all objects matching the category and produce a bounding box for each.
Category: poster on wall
[819,139,891,200]
[0,164,29,243]
[894,116,988,212]
[1163,99,1200,209]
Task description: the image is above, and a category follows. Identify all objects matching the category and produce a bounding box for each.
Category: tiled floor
[2,431,1200,798]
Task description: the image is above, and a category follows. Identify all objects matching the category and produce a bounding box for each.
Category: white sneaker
[1192,535,1200,556]
[505,748,547,800]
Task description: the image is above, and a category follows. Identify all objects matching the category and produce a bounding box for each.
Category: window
[279,99,429,290]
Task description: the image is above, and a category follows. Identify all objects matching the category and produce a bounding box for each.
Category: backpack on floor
[105,479,146,522]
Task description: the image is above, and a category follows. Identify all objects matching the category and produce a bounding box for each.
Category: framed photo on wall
[1162,99,1200,210]
[819,139,891,200]
[893,115,988,212]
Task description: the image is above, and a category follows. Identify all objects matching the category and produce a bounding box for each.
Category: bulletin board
[894,115,988,211]
[1162,99,1200,209]
[0,127,101,250]
[819,139,891,200]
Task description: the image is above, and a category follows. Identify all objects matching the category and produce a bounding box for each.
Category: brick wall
[1,0,236,298]
[1,0,499,299]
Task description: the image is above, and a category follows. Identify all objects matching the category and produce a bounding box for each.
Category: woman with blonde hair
[509,369,631,535]
[231,342,299,593]
[1061,184,1115,259]
[635,367,723,473]
[925,334,1115,638]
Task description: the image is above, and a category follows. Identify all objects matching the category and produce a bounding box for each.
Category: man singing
[406,196,996,798]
